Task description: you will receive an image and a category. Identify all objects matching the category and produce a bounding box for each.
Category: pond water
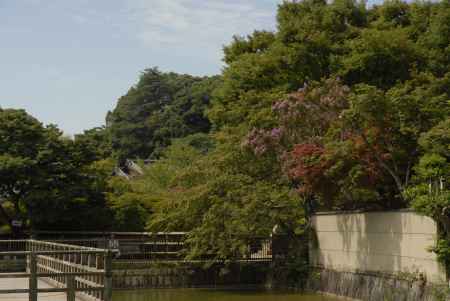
[113,289,340,301]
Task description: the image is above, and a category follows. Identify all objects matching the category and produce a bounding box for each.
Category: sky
[0,0,281,135]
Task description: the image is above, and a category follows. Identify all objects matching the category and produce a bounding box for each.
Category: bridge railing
[35,232,188,261]
[34,232,274,263]
[0,239,113,301]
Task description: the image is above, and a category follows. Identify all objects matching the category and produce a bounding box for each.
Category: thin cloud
[126,0,279,61]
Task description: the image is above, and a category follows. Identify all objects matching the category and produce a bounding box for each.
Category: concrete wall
[112,262,269,289]
[310,210,447,283]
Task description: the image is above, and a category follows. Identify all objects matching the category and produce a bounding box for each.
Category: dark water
[113,289,340,301]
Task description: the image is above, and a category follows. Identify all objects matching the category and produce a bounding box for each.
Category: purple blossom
[270,127,282,139]
[242,128,276,155]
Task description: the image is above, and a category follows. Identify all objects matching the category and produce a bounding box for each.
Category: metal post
[103,250,113,301]
[67,275,76,301]
[29,252,37,301]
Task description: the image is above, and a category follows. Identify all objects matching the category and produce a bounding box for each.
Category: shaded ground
[0,277,82,300]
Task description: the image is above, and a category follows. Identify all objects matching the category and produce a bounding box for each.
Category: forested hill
[101,0,449,260]
[106,68,221,162]
[1,0,449,267]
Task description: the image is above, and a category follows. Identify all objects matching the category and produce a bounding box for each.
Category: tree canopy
[0,108,113,234]
[107,68,220,162]
[144,0,450,260]
[2,0,449,267]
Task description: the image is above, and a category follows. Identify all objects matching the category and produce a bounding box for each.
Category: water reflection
[113,289,340,301]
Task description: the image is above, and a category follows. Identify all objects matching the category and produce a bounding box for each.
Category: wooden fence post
[103,250,113,301]
[29,252,37,301]
[67,275,76,301]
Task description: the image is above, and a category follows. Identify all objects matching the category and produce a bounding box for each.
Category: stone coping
[313,208,415,216]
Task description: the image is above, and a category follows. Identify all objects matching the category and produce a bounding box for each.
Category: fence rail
[39,234,273,262]
[0,239,113,301]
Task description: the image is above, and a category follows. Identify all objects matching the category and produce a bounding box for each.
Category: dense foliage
[0,108,113,234]
[407,118,450,273]
[152,0,449,260]
[1,0,449,269]
[107,68,220,162]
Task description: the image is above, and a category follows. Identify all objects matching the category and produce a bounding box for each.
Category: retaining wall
[307,268,447,301]
[309,210,448,300]
[112,261,269,289]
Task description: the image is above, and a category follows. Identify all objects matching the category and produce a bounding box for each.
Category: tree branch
[0,202,12,228]
[360,131,405,197]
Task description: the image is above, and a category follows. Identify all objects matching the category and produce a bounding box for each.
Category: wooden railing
[0,239,113,301]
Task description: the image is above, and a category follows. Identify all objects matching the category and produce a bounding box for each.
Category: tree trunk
[0,204,12,231]
[360,132,406,199]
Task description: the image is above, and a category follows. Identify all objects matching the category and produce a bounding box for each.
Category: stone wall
[112,261,269,289]
[307,268,447,301]
[308,210,449,300]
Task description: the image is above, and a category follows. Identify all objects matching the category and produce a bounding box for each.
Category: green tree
[0,108,113,234]
[147,132,305,261]
[74,126,112,160]
[144,0,450,258]
[107,68,220,162]
[340,27,423,88]
[342,73,449,200]
[0,108,46,234]
[96,0,450,260]
[407,119,450,274]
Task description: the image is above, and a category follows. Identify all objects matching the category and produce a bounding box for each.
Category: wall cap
[313,208,416,216]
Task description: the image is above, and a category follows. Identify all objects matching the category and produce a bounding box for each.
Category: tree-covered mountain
[106,68,220,162]
[1,0,449,270]
[142,0,450,261]
[97,1,450,262]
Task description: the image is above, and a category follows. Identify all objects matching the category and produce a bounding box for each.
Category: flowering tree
[244,75,449,210]
[243,78,377,210]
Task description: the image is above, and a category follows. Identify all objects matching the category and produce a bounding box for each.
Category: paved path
[0,277,82,301]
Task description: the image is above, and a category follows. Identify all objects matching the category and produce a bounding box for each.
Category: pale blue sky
[1,0,281,134]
